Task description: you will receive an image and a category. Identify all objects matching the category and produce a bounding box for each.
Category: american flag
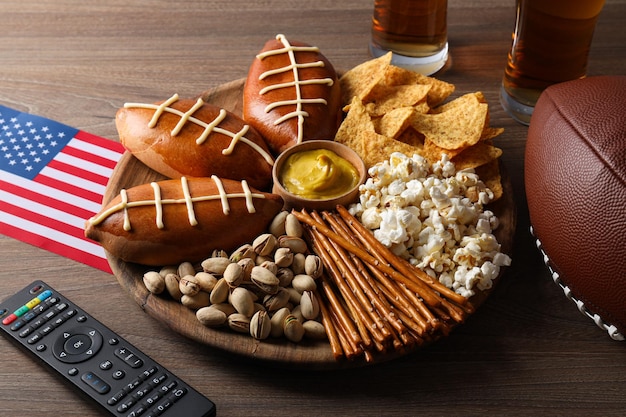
[0,104,125,273]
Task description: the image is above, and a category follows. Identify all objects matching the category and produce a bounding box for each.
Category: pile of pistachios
[141,211,327,343]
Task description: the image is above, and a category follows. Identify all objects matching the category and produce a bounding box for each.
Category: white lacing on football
[531,226,624,341]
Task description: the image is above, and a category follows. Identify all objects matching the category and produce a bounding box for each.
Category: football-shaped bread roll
[243,34,342,155]
[116,94,274,191]
[85,176,284,266]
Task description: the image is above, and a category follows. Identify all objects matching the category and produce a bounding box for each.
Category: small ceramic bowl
[272,140,367,211]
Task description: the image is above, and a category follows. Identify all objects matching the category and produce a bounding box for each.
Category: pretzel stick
[307,228,375,350]
[315,289,344,360]
[293,209,441,307]
[336,205,470,308]
[324,212,416,338]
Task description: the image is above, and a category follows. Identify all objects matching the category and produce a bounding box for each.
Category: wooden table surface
[1,1,625,416]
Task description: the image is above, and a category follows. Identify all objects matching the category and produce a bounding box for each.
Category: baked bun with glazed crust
[85,176,284,266]
[243,34,342,155]
[525,75,626,340]
[116,94,275,191]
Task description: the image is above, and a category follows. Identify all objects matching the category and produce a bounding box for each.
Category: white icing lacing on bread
[86,177,265,231]
[124,94,274,166]
[256,33,334,144]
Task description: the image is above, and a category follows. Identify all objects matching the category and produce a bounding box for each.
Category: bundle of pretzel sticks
[292,206,475,363]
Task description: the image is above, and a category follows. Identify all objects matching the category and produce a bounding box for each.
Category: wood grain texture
[1,1,625,416]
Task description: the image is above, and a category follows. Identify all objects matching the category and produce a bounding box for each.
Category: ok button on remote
[53,326,103,363]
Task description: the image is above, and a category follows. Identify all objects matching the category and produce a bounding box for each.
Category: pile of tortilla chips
[335,52,504,200]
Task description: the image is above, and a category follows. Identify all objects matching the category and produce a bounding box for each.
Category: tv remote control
[0,280,216,417]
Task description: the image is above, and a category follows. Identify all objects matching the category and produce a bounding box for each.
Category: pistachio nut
[209,277,230,304]
[278,235,308,254]
[263,287,290,312]
[252,233,278,257]
[303,320,327,340]
[269,210,289,237]
[285,287,302,305]
[300,290,320,320]
[250,310,271,340]
[259,260,278,275]
[164,273,183,301]
[276,267,294,287]
[274,247,293,268]
[195,272,217,292]
[179,275,201,296]
[196,306,227,327]
[250,266,280,294]
[229,287,255,317]
[291,253,306,274]
[270,307,291,338]
[201,257,231,276]
[211,249,229,258]
[177,261,196,278]
[159,265,177,278]
[304,254,323,279]
[227,313,250,333]
[223,262,244,288]
[284,213,303,237]
[143,271,165,294]
[237,257,255,281]
[181,291,210,309]
[229,243,256,263]
[284,314,305,342]
[291,274,317,293]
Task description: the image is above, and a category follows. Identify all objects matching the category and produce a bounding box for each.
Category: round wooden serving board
[104,78,517,370]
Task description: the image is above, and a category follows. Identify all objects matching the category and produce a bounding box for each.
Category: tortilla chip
[451,141,503,170]
[481,126,505,141]
[378,107,415,138]
[411,97,488,150]
[360,131,421,169]
[363,84,431,116]
[383,65,455,107]
[421,138,465,163]
[334,96,376,156]
[339,52,392,106]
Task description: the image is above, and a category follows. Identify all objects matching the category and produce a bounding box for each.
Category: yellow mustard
[279,148,360,199]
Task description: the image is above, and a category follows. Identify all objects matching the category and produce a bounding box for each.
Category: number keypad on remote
[0,281,216,417]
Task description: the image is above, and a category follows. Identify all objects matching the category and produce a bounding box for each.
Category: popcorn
[349,152,512,298]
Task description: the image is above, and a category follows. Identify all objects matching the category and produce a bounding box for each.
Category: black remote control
[0,280,216,417]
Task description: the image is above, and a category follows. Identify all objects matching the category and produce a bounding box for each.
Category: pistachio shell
[208,303,236,316]
[263,287,290,312]
[291,253,306,274]
[278,235,308,254]
[285,213,303,237]
[181,291,209,309]
[252,233,278,257]
[179,275,200,296]
[270,307,291,338]
[229,243,256,263]
[143,271,165,294]
[269,211,289,237]
[250,266,280,294]
[250,310,271,340]
[237,257,255,281]
[177,261,196,278]
[304,255,323,279]
[195,272,217,292]
[164,273,182,300]
[303,320,327,339]
[230,287,255,317]
[201,257,231,275]
[228,313,250,333]
[276,267,294,287]
[196,306,227,327]
[284,315,305,342]
[159,265,178,278]
[223,262,244,288]
[291,274,317,293]
[300,290,320,320]
[274,247,293,268]
[209,278,230,304]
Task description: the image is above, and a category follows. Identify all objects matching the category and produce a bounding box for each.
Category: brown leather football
[525,75,626,341]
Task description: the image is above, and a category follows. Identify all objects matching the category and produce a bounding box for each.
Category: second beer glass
[370,0,448,75]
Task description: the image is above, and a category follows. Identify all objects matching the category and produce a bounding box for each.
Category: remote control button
[36,343,46,352]
[112,370,126,380]
[115,347,144,368]
[68,367,79,376]
[81,371,110,395]
[100,360,113,370]
[52,326,103,363]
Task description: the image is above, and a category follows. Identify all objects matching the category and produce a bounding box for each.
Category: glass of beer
[500,0,606,125]
[370,0,448,75]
